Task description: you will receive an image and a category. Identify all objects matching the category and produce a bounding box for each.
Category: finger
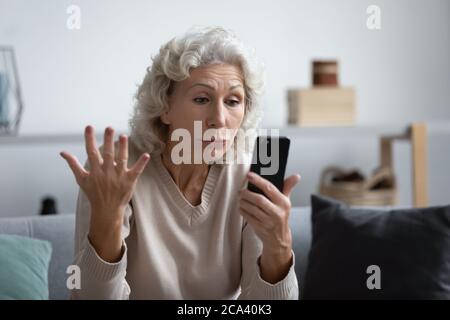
[85,125,103,171]
[117,134,129,173]
[240,206,264,231]
[247,171,285,205]
[128,153,151,180]
[239,198,267,223]
[60,151,88,184]
[240,188,277,215]
[282,174,301,197]
[102,127,115,170]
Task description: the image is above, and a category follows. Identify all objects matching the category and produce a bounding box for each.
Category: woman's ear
[160,111,171,125]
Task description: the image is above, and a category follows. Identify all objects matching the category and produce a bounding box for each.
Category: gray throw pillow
[303,194,450,299]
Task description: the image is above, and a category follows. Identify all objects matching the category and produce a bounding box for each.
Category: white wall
[0,0,449,217]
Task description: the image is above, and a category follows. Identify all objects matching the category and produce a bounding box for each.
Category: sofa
[0,207,312,300]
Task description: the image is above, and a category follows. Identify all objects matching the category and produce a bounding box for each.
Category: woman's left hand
[239,171,301,283]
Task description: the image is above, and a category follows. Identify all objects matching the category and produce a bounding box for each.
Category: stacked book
[287,60,356,127]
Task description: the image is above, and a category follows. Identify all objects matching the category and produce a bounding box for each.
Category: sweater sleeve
[69,183,133,300]
[238,221,299,300]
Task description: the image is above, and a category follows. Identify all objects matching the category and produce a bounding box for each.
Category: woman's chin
[203,144,237,164]
[202,149,225,163]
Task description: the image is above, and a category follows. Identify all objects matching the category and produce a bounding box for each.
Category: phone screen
[247,136,290,196]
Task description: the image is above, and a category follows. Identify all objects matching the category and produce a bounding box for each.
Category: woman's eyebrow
[229,84,243,91]
[188,83,215,91]
[187,83,244,91]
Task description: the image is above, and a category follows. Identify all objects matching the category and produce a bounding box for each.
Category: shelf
[0,132,128,145]
[275,121,450,138]
[0,121,449,145]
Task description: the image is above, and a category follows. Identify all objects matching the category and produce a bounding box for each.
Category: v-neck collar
[151,153,222,225]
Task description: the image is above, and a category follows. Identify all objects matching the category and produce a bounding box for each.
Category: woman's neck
[161,147,210,206]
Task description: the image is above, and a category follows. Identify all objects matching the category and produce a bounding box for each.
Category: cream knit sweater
[70,140,299,300]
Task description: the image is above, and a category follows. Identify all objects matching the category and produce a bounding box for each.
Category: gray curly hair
[128,26,265,156]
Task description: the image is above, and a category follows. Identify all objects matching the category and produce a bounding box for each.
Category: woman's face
[162,63,246,163]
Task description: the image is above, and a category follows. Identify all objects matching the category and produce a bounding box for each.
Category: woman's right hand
[60,125,150,262]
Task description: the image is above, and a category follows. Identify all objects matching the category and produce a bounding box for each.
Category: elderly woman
[60,27,300,300]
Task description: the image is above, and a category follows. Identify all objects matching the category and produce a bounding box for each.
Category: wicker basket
[319,166,397,206]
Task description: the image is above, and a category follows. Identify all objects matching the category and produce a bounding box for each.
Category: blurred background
[0,0,449,217]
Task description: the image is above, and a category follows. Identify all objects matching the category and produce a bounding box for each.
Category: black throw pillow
[303,194,450,299]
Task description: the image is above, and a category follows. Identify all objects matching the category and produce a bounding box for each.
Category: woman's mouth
[200,139,228,146]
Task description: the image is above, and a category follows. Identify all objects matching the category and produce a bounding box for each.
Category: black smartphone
[248,136,290,196]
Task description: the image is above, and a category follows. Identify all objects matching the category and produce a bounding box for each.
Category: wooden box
[287,87,356,126]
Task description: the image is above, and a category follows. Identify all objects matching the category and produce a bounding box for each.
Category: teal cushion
[0,234,52,300]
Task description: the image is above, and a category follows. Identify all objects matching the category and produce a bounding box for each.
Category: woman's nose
[207,101,226,128]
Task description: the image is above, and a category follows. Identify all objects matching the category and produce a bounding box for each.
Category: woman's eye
[226,100,240,107]
[194,97,209,104]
